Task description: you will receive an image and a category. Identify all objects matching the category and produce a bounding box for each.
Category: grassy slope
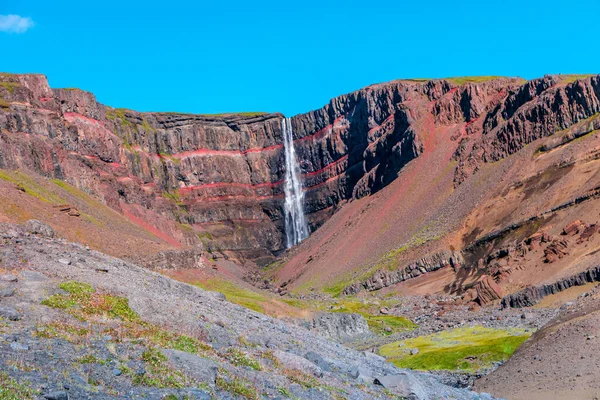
[0,169,173,260]
[379,326,531,372]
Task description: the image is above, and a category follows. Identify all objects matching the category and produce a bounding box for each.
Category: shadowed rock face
[1,73,599,263]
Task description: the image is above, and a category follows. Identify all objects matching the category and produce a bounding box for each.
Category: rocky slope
[0,221,496,400]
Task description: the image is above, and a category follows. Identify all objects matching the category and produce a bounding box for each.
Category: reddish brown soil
[475,289,600,400]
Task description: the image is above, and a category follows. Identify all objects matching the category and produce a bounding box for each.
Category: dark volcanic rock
[343,250,464,295]
[502,265,600,308]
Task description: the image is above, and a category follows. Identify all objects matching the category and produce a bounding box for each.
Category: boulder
[161,349,218,384]
[272,350,323,377]
[312,312,371,342]
[562,220,586,236]
[24,220,55,238]
[474,275,503,305]
[544,239,569,263]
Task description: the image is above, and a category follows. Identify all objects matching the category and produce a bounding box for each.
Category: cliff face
[1,73,598,264]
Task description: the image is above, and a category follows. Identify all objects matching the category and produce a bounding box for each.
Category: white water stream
[282,117,309,248]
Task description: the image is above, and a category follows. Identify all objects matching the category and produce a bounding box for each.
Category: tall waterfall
[282,117,309,248]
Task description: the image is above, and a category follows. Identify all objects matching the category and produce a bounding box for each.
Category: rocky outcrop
[455,75,600,184]
[501,265,600,308]
[474,275,503,305]
[311,312,371,342]
[343,250,464,295]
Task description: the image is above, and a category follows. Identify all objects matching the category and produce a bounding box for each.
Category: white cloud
[0,14,34,34]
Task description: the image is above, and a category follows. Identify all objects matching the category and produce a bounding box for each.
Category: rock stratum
[0,73,570,263]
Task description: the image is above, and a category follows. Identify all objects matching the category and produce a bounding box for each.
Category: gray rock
[112,368,122,376]
[410,348,420,355]
[349,366,375,384]
[0,274,18,283]
[312,312,371,342]
[304,351,333,372]
[0,306,21,321]
[273,350,323,377]
[186,389,212,400]
[10,342,29,351]
[374,373,417,398]
[0,287,16,297]
[43,391,68,400]
[162,348,218,384]
[0,223,24,238]
[58,259,72,266]
[24,220,55,238]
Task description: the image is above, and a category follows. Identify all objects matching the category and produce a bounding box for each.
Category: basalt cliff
[1,74,600,271]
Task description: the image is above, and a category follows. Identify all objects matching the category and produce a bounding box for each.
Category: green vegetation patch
[0,82,20,94]
[560,74,596,84]
[446,76,504,85]
[106,108,133,127]
[0,169,65,204]
[0,97,9,109]
[132,348,190,388]
[282,297,416,336]
[367,315,417,336]
[224,348,262,371]
[379,326,530,372]
[194,278,266,313]
[216,374,259,400]
[34,321,90,342]
[41,280,140,322]
[0,372,37,400]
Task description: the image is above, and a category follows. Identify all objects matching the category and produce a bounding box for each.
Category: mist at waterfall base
[282,118,309,248]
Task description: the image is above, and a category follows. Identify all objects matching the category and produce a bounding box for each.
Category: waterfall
[282,117,309,248]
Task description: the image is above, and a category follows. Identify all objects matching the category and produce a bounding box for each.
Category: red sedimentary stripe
[120,205,182,247]
[179,180,284,192]
[303,155,349,177]
[64,112,106,128]
[39,97,53,102]
[303,173,342,190]
[183,193,285,202]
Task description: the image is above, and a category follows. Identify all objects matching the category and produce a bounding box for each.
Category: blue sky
[1,1,599,116]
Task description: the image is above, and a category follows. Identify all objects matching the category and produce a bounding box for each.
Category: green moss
[0,372,37,400]
[0,82,20,94]
[0,97,9,109]
[194,278,266,314]
[216,374,259,400]
[224,348,262,371]
[41,294,77,309]
[379,326,531,372]
[60,281,94,295]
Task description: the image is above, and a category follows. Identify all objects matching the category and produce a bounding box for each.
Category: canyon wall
[1,73,598,264]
